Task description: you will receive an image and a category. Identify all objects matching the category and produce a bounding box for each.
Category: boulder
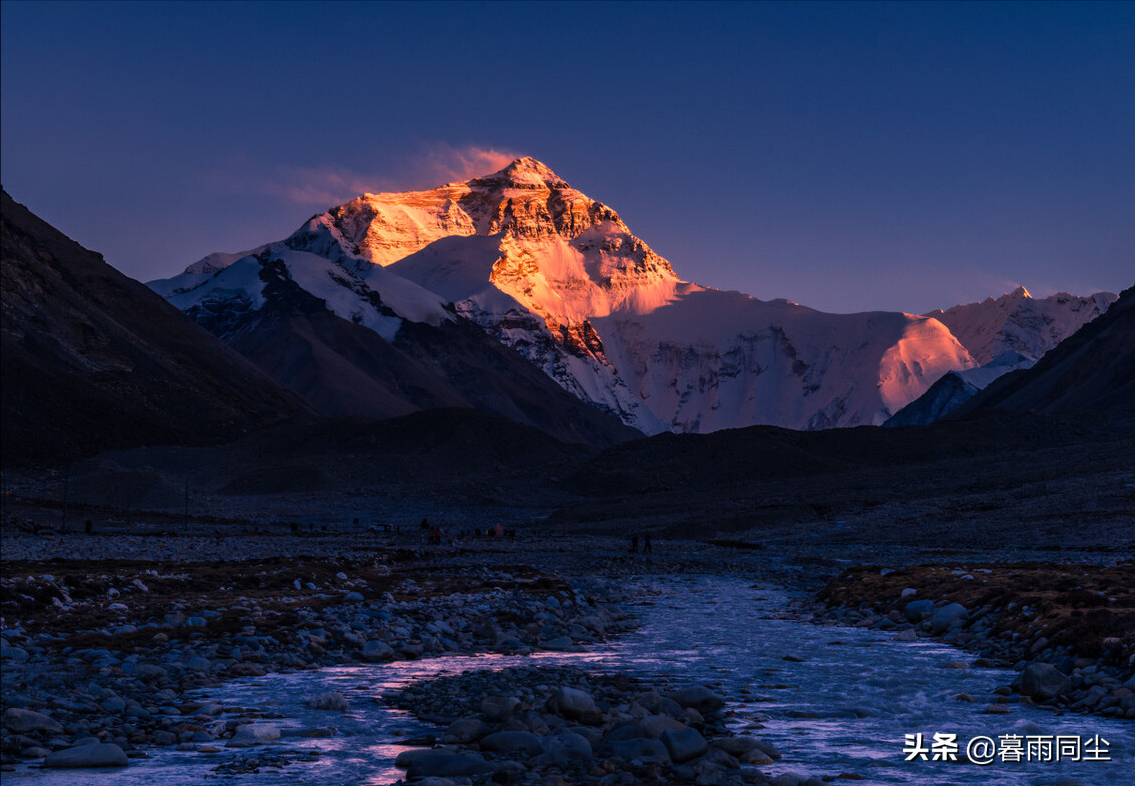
[479,730,543,756]
[930,603,968,634]
[640,713,686,738]
[535,732,593,767]
[480,695,520,720]
[661,727,708,763]
[404,751,494,779]
[44,743,128,769]
[361,640,394,662]
[610,737,671,763]
[2,708,64,735]
[549,686,597,719]
[903,599,935,622]
[306,691,350,711]
[668,684,725,714]
[1020,663,1070,701]
[444,717,491,744]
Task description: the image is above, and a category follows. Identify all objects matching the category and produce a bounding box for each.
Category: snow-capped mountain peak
[926,287,1117,365]
[151,160,1116,436]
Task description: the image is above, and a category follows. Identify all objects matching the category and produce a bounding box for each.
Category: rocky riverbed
[0,548,635,774]
[2,528,1132,785]
[814,562,1135,720]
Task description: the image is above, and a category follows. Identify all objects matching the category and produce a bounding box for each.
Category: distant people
[494,523,504,538]
[630,535,639,553]
[643,535,652,554]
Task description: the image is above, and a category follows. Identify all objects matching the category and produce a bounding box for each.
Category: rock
[661,727,709,763]
[361,640,394,662]
[611,737,671,763]
[640,713,686,738]
[903,599,935,622]
[481,695,520,720]
[768,773,807,786]
[444,717,491,743]
[540,636,574,651]
[930,603,968,634]
[668,684,725,714]
[184,656,211,671]
[535,732,593,767]
[21,746,51,758]
[711,737,763,757]
[305,691,350,711]
[739,747,774,765]
[232,723,280,741]
[549,686,597,719]
[893,629,918,642]
[2,708,64,734]
[480,730,543,756]
[900,588,917,598]
[983,704,1011,714]
[1020,663,1070,701]
[153,731,177,745]
[343,592,364,603]
[44,743,128,769]
[0,647,28,662]
[135,664,168,680]
[404,751,494,779]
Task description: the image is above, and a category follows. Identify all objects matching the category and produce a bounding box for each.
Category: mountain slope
[154,158,980,433]
[956,284,1135,419]
[153,245,641,447]
[0,190,305,466]
[926,286,1116,365]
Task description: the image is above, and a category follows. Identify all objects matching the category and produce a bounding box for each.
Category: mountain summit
[150,159,1113,434]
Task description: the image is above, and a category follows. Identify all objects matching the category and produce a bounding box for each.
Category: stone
[930,603,968,634]
[903,599,935,622]
[233,723,280,741]
[444,717,491,743]
[893,629,918,642]
[768,773,807,786]
[404,751,494,779]
[184,656,211,671]
[343,592,364,602]
[481,695,520,720]
[0,647,28,662]
[611,737,671,763]
[711,736,763,757]
[44,743,128,769]
[668,684,725,714]
[305,691,350,711]
[640,713,686,738]
[479,730,543,756]
[535,732,593,767]
[541,636,574,651]
[153,731,177,745]
[900,588,917,598]
[550,686,597,719]
[2,708,64,735]
[1020,663,1070,701]
[661,727,709,763]
[361,640,394,662]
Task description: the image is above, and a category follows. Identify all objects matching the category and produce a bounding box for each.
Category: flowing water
[10,575,1132,785]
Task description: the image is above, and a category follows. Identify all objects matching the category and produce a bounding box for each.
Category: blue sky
[2,1,1132,314]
